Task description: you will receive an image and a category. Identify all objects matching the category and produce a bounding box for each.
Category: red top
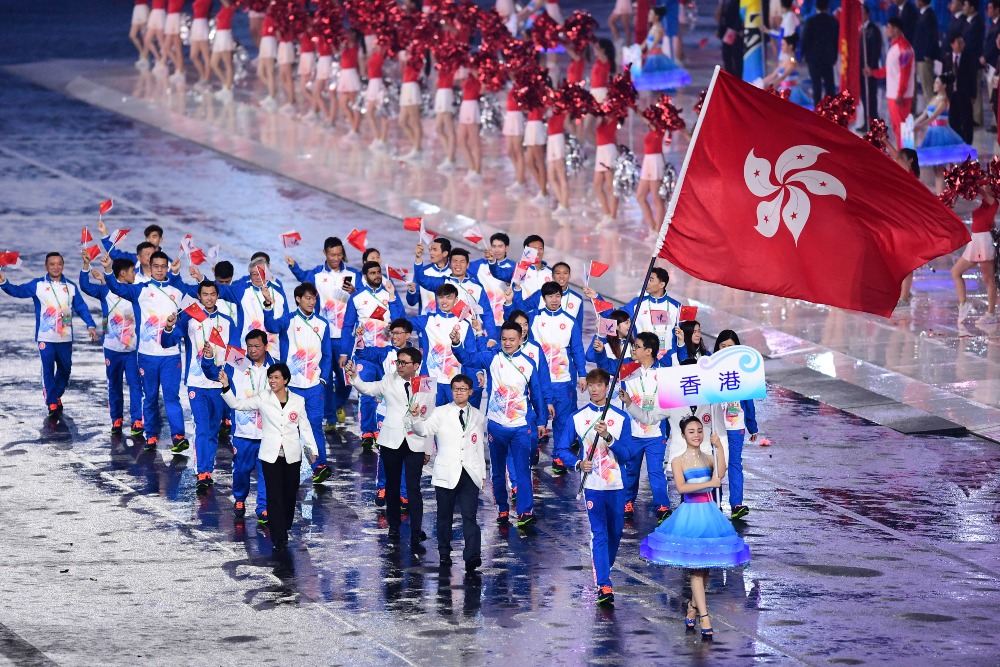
[596,119,617,146]
[527,108,545,121]
[643,130,665,155]
[437,68,456,89]
[152,0,166,9]
[591,60,610,88]
[192,0,211,19]
[341,45,359,69]
[261,16,275,38]
[462,76,481,100]
[317,37,333,57]
[403,59,421,83]
[506,91,521,111]
[548,111,567,135]
[567,58,585,84]
[136,0,149,6]
[300,33,315,52]
[167,0,183,13]
[972,198,999,233]
[367,50,385,77]
[215,4,235,29]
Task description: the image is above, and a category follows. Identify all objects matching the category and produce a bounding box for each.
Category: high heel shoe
[699,614,714,640]
[684,601,697,630]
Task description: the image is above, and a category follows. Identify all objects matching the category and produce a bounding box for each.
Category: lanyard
[49,279,68,311]
[248,364,265,392]
[501,351,530,386]
[199,312,219,344]
[296,310,323,341]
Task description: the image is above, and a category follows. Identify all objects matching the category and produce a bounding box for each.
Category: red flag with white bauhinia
[387,266,410,281]
[209,327,227,349]
[463,226,485,247]
[188,247,207,265]
[347,228,367,252]
[280,231,302,248]
[183,302,208,322]
[107,229,131,248]
[658,69,969,317]
[225,345,252,372]
[450,301,472,320]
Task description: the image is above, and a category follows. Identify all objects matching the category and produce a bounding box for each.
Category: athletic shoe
[553,205,571,218]
[279,102,296,115]
[144,436,158,451]
[976,313,998,327]
[234,501,246,519]
[336,407,347,424]
[130,420,145,437]
[464,171,483,184]
[623,501,635,520]
[516,512,537,528]
[496,510,511,526]
[596,585,614,606]
[505,182,525,195]
[959,301,973,321]
[374,488,386,507]
[437,159,455,172]
[400,496,410,512]
[312,464,332,484]
[261,96,278,112]
[731,505,750,520]
[551,458,568,476]
[465,556,482,573]
[111,418,124,436]
[47,403,60,418]
[170,436,190,454]
[361,435,376,451]
[510,486,517,502]
[257,510,269,527]
[656,505,673,525]
[411,541,427,555]
[168,71,186,85]
[323,422,337,433]
[529,192,549,205]
[196,472,214,490]
[218,419,232,438]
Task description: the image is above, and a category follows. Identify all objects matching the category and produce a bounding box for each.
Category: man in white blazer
[411,373,487,573]
[346,348,433,555]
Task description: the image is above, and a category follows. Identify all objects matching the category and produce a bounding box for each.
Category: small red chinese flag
[183,303,208,322]
[347,228,367,252]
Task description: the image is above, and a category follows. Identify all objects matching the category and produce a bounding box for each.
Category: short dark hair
[635,331,660,357]
[500,321,522,337]
[362,260,381,275]
[45,252,62,262]
[294,282,318,299]
[398,347,423,366]
[714,329,741,352]
[250,251,271,264]
[143,224,164,238]
[451,248,470,262]
[451,373,474,389]
[150,251,169,264]
[362,248,380,263]
[991,0,1000,11]
[540,281,562,297]
[586,368,611,385]
[112,258,134,278]
[963,0,977,8]
[552,262,571,275]
[213,261,234,280]
[650,267,670,285]
[432,237,452,253]
[197,279,218,295]
[245,329,268,346]
[950,30,965,45]
[490,232,510,246]
[136,241,156,255]
[389,318,413,333]
[508,308,529,324]
[268,362,291,383]
[816,0,830,10]
[324,236,344,251]
[523,234,545,248]
[436,283,459,298]
[887,15,903,28]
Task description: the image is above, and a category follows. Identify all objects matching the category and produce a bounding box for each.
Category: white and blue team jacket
[217,280,287,353]
[0,275,97,344]
[412,266,498,341]
[410,310,477,383]
[263,306,333,389]
[626,292,683,362]
[104,271,195,357]
[453,338,548,428]
[79,270,137,353]
[528,307,587,385]
[161,306,236,390]
[289,260,361,340]
[470,256,514,326]
[340,282,407,357]
[488,258,553,299]
[554,402,635,491]
[413,261,452,315]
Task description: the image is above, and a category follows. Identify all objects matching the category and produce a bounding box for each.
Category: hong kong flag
[658,69,970,317]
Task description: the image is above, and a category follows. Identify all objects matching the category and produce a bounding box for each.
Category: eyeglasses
[396,360,415,366]
[390,331,409,336]
[451,386,472,392]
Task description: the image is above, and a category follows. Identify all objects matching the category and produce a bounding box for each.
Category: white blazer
[352,372,435,453]
[221,387,319,464]
[412,403,487,490]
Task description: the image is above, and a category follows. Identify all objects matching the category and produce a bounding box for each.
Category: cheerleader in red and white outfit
[130,0,150,70]
[398,48,425,161]
[248,6,265,50]
[258,14,278,111]
[211,0,236,101]
[164,0,186,84]
[338,30,365,138]
[145,0,167,71]
[434,60,459,171]
[297,31,316,110]
[457,63,483,182]
[952,188,999,326]
[564,44,586,139]
[585,40,613,142]
[636,120,666,235]
[594,116,620,224]
[546,102,570,216]
[503,84,527,193]
[364,43,388,149]
[524,102,549,203]
[190,0,212,88]
[309,32,333,123]
[276,28,297,113]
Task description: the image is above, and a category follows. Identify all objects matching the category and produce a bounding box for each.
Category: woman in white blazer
[221,362,317,553]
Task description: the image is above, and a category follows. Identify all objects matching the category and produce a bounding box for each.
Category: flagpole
[575,68,724,498]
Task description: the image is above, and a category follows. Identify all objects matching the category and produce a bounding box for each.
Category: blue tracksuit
[78,270,143,424]
[410,267,499,342]
[409,310,483,406]
[100,237,172,266]
[0,275,97,407]
[721,399,758,507]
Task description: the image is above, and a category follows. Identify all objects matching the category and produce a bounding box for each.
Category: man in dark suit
[945,0,968,53]
[982,0,1000,129]
[801,0,840,104]
[914,0,942,112]
[889,0,920,44]
[860,4,884,129]
[962,0,986,124]
[946,34,977,142]
[717,0,744,79]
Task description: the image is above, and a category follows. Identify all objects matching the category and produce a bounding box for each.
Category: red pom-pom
[479,9,515,54]
[815,91,857,128]
[940,158,985,208]
[599,70,637,122]
[562,10,598,52]
[433,37,469,73]
[501,38,537,75]
[531,12,561,51]
[313,0,345,50]
[641,94,685,133]
[692,89,708,115]
[268,0,309,40]
[472,51,507,92]
[862,118,889,153]
[512,65,553,111]
[235,0,270,13]
[552,81,598,118]
[985,155,1000,199]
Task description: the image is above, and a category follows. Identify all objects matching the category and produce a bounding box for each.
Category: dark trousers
[949,94,975,144]
[381,440,424,541]
[261,456,301,548]
[721,41,744,79]
[860,74,879,127]
[808,62,837,105]
[435,470,482,562]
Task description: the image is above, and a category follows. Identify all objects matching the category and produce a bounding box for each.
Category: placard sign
[657,345,766,408]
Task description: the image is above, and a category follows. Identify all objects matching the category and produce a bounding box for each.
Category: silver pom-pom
[478,94,502,136]
[232,43,250,85]
[420,85,434,118]
[565,134,586,176]
[379,80,400,119]
[351,88,366,112]
[180,13,192,45]
[613,144,640,199]
[658,163,678,200]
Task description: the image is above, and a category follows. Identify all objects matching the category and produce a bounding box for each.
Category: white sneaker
[958,301,973,321]
[596,215,615,228]
[342,130,360,141]
[437,159,456,172]
[301,110,318,123]
[135,58,149,71]
[152,61,168,76]
[553,205,570,217]
[976,313,998,327]
[464,171,483,184]
[529,192,549,205]
[401,148,421,161]
[261,96,278,112]
[279,102,296,115]
[506,182,526,195]
[369,140,387,153]
[168,71,186,85]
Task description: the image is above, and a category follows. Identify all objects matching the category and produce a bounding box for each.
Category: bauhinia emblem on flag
[658,68,970,317]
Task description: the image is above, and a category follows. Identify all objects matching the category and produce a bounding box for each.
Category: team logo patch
[586,500,593,509]
[420,405,428,416]
[488,434,493,442]
[702,414,711,424]
[189,391,196,399]
[139,368,145,376]
[559,323,566,330]
[471,434,477,443]
[289,411,299,422]
[105,358,111,366]
[38,342,46,350]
